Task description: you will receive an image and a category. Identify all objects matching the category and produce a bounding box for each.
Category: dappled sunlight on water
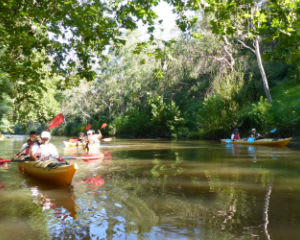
[0,136,299,239]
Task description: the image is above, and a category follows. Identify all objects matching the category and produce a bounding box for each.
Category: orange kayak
[18,161,78,186]
[221,137,292,147]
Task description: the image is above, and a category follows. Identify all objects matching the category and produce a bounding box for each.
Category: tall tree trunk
[254,38,272,103]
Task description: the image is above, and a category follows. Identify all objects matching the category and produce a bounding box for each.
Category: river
[0,136,299,240]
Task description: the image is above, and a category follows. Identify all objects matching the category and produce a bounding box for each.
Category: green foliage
[113,108,152,138]
[199,95,241,138]
[148,95,184,138]
[0,97,12,132]
[0,0,162,121]
[198,71,246,138]
[249,97,299,136]
[249,78,300,136]
[249,97,273,132]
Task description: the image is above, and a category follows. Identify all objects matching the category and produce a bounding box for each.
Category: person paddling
[14,131,40,160]
[250,128,262,140]
[231,128,240,141]
[31,131,59,161]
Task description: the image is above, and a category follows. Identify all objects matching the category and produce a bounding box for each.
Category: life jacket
[251,133,259,138]
[25,140,40,155]
[23,140,40,158]
[233,134,240,140]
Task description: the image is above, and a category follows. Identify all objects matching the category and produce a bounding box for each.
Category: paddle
[248,128,277,143]
[0,158,32,166]
[85,124,91,131]
[225,139,233,143]
[99,123,112,142]
[0,154,103,166]
[46,113,65,131]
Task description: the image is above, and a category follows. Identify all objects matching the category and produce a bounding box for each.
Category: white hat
[41,131,51,139]
[87,130,93,135]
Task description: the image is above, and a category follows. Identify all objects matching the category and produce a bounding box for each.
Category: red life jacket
[25,140,39,155]
[233,134,240,140]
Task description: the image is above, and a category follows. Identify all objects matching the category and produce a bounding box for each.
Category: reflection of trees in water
[95,153,278,240]
[3,147,293,239]
[0,188,49,240]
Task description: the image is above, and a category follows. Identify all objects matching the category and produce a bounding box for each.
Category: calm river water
[0,136,299,240]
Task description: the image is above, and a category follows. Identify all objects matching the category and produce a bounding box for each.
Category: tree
[167,0,300,103]
[0,0,160,119]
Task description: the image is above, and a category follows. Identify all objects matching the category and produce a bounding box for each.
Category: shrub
[148,94,184,138]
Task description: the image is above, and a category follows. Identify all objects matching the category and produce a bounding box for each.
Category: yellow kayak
[18,161,78,186]
[63,141,84,148]
[221,138,292,147]
[64,140,100,148]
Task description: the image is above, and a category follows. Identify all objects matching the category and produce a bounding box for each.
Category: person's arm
[231,134,235,140]
[50,144,59,159]
[30,144,39,161]
[98,130,103,139]
[255,133,262,140]
[14,143,28,158]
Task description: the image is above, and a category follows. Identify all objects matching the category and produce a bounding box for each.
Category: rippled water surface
[0,136,299,240]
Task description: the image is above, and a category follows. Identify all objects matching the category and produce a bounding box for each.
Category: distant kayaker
[14,131,40,159]
[250,128,262,139]
[78,132,86,142]
[87,129,100,145]
[31,131,59,161]
[76,132,87,146]
[231,128,240,141]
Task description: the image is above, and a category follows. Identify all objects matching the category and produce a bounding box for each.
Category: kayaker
[78,132,86,142]
[14,131,40,159]
[87,129,100,145]
[250,128,262,139]
[76,132,87,146]
[231,128,240,141]
[31,131,59,161]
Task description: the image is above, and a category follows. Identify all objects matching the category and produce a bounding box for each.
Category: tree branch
[223,36,235,70]
[237,39,256,54]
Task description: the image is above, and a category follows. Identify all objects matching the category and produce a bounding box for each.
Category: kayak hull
[63,141,101,149]
[221,138,292,147]
[18,161,78,186]
[63,141,84,148]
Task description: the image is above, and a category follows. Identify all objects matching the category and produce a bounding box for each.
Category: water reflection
[1,137,299,240]
[225,143,292,164]
[25,177,77,219]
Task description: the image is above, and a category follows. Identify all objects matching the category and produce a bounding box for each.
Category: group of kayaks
[12,136,292,187]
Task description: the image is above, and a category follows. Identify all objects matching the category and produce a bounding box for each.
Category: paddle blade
[225,139,232,143]
[85,124,91,131]
[101,123,108,129]
[47,113,64,130]
[0,158,11,166]
[270,128,277,134]
[248,137,255,143]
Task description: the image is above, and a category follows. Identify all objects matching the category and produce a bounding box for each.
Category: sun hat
[41,131,51,139]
